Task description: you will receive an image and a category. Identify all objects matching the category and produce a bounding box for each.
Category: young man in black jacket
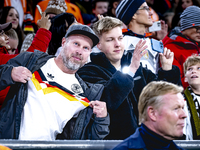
[77,16,181,140]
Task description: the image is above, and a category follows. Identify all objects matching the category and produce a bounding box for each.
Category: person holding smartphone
[77,16,181,140]
[116,0,168,74]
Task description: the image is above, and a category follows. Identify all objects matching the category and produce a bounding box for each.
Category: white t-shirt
[19,58,89,140]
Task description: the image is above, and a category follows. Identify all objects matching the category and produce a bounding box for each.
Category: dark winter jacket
[112,124,184,150]
[77,52,181,140]
[0,50,109,139]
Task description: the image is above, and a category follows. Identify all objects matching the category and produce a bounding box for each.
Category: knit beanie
[45,0,67,15]
[116,0,145,25]
[180,5,200,31]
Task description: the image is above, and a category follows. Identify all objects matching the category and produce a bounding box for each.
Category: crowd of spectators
[0,0,200,148]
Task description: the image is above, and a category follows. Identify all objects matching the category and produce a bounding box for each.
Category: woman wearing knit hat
[163,5,200,89]
[44,0,68,19]
[34,0,84,25]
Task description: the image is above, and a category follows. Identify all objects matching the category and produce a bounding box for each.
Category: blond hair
[5,28,18,40]
[138,81,183,124]
[183,54,200,75]
[92,16,123,38]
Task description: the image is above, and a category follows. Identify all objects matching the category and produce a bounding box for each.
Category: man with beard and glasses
[0,24,109,140]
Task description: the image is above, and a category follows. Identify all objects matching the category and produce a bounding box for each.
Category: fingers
[11,66,32,83]
[97,14,104,20]
[161,47,174,59]
[89,100,107,118]
[134,39,148,56]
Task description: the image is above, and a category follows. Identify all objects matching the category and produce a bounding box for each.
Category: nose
[180,108,187,119]
[75,48,83,55]
[192,69,196,74]
[4,34,9,40]
[115,39,120,47]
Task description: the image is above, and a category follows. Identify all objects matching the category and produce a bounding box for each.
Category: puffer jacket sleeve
[26,28,51,53]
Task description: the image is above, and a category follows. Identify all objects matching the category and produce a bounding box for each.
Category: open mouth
[191,75,198,78]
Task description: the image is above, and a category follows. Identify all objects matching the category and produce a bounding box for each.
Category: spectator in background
[34,0,84,25]
[163,11,175,32]
[112,81,186,150]
[0,6,24,52]
[5,28,18,54]
[3,0,27,27]
[21,12,76,56]
[71,0,93,25]
[48,13,76,55]
[183,55,200,140]
[116,0,167,74]
[171,0,200,30]
[78,16,181,140]
[145,0,168,41]
[163,6,200,89]
[88,0,109,27]
[0,22,12,53]
[0,12,51,110]
[0,24,109,140]
[103,0,122,17]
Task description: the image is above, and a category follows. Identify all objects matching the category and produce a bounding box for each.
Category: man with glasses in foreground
[163,5,200,89]
[116,0,162,74]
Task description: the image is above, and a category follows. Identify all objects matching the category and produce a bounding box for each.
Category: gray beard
[61,53,83,71]
[64,58,82,71]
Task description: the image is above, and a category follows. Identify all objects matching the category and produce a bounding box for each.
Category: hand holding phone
[151,38,164,53]
[149,21,161,32]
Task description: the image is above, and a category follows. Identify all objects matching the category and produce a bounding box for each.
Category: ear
[147,106,157,122]
[61,37,66,47]
[132,13,137,20]
[97,42,101,50]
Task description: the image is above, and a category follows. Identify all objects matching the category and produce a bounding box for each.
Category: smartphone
[151,38,164,53]
[36,5,42,16]
[149,21,161,32]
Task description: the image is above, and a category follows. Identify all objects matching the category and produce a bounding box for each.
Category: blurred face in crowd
[184,63,200,88]
[134,2,153,28]
[182,0,193,10]
[97,26,124,67]
[7,38,18,54]
[60,34,92,71]
[151,92,187,140]
[182,26,200,42]
[92,1,109,16]
[0,31,10,49]
[46,13,56,19]
[6,8,19,29]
